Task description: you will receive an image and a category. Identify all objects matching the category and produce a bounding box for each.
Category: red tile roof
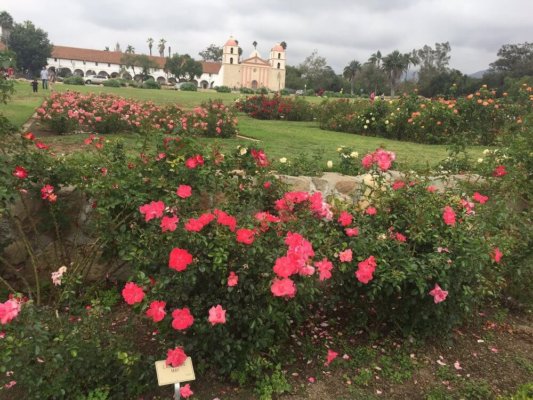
[51,45,167,68]
[51,45,220,75]
[201,62,221,74]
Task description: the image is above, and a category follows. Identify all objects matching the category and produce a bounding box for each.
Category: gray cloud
[3,0,533,74]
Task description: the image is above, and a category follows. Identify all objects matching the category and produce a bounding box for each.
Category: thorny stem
[13,217,40,305]
[0,274,17,294]
[50,206,69,265]
[0,254,33,298]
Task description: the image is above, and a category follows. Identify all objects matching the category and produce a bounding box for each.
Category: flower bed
[35,92,239,137]
[317,85,532,145]
[235,94,315,121]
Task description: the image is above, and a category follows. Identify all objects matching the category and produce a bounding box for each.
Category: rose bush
[235,94,315,121]
[318,85,531,145]
[35,92,239,137]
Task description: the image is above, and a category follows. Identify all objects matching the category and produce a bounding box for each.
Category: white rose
[477,158,483,163]
[279,157,287,164]
[350,151,359,158]
[364,125,368,129]
[239,147,247,155]
[483,149,490,155]
[327,160,333,168]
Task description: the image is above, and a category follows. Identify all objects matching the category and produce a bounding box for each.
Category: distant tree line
[285,42,533,97]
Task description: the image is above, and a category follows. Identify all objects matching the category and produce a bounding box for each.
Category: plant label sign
[155,357,196,386]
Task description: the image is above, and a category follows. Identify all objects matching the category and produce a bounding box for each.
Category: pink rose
[208,305,226,325]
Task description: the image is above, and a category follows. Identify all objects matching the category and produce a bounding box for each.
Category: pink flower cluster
[275,191,332,221]
[12,166,28,179]
[0,299,21,325]
[355,256,377,284]
[251,149,269,167]
[361,148,396,171]
[40,185,57,203]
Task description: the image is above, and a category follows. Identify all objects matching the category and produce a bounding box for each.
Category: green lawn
[237,117,467,170]
[2,81,486,170]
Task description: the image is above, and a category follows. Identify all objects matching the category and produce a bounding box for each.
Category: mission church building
[217,36,286,91]
[45,36,286,91]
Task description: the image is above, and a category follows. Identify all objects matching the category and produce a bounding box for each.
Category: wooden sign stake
[174,382,181,399]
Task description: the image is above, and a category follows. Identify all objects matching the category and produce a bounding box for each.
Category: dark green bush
[102,79,122,87]
[63,76,85,85]
[141,78,160,89]
[180,82,197,91]
[215,85,232,93]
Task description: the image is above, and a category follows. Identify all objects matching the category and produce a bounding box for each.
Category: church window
[277,63,280,69]
[230,58,233,64]
[278,53,281,59]
[95,62,99,66]
[230,48,234,54]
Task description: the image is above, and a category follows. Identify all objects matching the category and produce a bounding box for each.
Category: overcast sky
[3,0,532,74]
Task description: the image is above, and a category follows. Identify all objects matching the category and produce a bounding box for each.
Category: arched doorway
[73,69,84,77]
[251,80,258,89]
[98,71,109,77]
[110,72,119,78]
[121,72,132,80]
[200,80,209,89]
[58,68,73,77]
[156,76,166,85]
[86,70,96,76]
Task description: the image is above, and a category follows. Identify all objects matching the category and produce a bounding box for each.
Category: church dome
[225,37,238,46]
[272,44,284,52]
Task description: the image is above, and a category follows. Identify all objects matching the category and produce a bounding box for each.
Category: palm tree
[158,39,166,57]
[125,45,135,54]
[404,49,419,81]
[0,11,14,47]
[368,50,382,67]
[147,38,154,56]
[343,60,361,95]
[252,41,258,49]
[382,50,408,97]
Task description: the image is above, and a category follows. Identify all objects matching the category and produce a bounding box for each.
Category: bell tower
[222,36,239,65]
[269,43,286,70]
